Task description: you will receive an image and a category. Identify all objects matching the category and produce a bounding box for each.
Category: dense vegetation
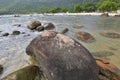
[0,0,119,14]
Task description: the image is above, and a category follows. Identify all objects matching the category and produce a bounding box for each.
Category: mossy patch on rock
[1,65,40,80]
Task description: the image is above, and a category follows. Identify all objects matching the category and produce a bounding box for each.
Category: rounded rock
[26,31,99,80]
[28,20,41,30]
[44,23,55,30]
[12,31,20,35]
[2,33,9,36]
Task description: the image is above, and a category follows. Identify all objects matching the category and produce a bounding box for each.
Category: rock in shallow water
[26,31,99,80]
[100,31,120,38]
[75,32,95,43]
[2,33,9,37]
[12,31,20,35]
[28,20,41,30]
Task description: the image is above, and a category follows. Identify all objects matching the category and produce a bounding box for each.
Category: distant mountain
[0,0,98,14]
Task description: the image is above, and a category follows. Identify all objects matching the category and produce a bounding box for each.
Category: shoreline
[42,12,120,16]
[0,12,120,17]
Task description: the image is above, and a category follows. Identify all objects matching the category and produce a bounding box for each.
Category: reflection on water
[0,14,120,79]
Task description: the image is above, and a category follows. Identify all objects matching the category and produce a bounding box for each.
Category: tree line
[48,0,120,13]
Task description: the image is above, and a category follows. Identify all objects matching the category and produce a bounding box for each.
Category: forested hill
[0,0,98,14]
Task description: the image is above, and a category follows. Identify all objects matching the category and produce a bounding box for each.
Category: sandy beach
[42,12,120,16]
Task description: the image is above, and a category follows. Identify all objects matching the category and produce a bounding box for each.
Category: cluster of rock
[74,30,120,43]
[27,20,55,32]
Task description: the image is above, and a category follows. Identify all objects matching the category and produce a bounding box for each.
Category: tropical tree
[73,4,83,12]
[98,0,117,12]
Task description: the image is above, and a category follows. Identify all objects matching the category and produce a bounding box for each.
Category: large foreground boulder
[26,31,99,80]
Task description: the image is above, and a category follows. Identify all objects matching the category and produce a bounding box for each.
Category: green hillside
[0,0,98,14]
[0,0,119,14]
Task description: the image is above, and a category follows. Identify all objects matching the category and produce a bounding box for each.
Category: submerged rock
[2,33,9,36]
[73,24,84,29]
[1,65,40,80]
[44,23,55,30]
[100,31,120,38]
[28,20,41,30]
[92,51,114,58]
[26,31,99,80]
[12,31,20,35]
[0,64,3,75]
[95,57,120,80]
[75,32,95,43]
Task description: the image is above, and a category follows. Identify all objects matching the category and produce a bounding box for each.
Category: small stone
[0,64,3,74]
[12,31,20,35]
[44,23,55,30]
[2,33,9,36]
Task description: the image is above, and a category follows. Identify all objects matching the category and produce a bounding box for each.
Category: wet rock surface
[100,31,120,38]
[75,32,95,43]
[26,31,99,80]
